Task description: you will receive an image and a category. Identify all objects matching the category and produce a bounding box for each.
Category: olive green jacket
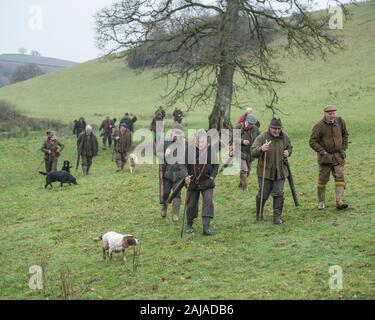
[77,132,99,157]
[235,124,260,163]
[41,139,64,159]
[157,139,187,182]
[251,131,293,180]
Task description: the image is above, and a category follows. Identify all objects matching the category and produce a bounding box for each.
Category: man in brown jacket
[309,105,349,210]
[112,123,132,172]
[99,116,114,149]
[251,118,293,224]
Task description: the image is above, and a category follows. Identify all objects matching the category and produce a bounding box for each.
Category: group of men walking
[41,113,137,176]
[40,104,350,235]
[158,105,349,235]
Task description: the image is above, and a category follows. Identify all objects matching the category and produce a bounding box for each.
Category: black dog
[61,160,72,173]
[39,171,78,189]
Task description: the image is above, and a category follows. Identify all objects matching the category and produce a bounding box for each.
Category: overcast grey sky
[0,0,355,63]
[0,0,117,62]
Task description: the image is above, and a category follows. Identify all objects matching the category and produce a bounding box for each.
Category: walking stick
[133,226,144,273]
[260,140,271,216]
[180,190,189,238]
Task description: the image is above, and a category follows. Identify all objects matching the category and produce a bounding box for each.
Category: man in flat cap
[251,118,293,224]
[309,105,349,210]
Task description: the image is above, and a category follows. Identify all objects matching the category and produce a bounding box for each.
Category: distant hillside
[0,54,77,69]
[0,1,374,129]
[0,54,78,88]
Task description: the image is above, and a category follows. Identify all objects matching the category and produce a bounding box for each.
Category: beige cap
[324,105,337,112]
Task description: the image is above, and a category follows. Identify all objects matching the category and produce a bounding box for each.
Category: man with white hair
[77,125,99,176]
[236,106,261,128]
[184,129,219,235]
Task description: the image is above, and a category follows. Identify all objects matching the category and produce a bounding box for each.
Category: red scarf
[193,145,208,184]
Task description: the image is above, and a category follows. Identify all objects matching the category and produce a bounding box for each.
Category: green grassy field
[0,2,374,299]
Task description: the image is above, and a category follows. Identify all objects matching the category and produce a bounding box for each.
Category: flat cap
[324,105,337,112]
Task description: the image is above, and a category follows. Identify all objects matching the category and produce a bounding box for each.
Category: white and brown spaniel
[93,231,140,262]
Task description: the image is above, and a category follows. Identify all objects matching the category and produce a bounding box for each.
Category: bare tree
[95,0,352,130]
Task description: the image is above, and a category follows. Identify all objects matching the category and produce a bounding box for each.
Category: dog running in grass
[39,170,78,188]
[128,153,138,174]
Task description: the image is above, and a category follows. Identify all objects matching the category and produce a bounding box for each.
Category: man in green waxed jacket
[77,125,99,176]
[41,131,64,173]
[157,123,187,222]
[251,118,293,224]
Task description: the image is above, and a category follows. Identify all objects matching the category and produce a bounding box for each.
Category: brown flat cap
[324,105,337,112]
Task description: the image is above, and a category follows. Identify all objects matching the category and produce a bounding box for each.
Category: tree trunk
[209,65,235,130]
[208,0,239,130]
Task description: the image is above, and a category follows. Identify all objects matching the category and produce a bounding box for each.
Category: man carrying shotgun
[251,118,293,224]
[156,124,187,222]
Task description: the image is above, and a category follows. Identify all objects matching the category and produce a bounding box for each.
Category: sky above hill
[0,0,357,63]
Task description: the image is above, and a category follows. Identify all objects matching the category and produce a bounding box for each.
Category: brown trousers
[186,188,214,220]
[318,164,345,187]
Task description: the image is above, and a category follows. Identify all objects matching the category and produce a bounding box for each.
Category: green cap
[246,115,257,125]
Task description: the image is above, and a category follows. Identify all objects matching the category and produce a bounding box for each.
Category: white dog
[128,153,138,174]
[93,231,140,262]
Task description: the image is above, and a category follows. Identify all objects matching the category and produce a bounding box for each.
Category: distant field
[0,1,374,299]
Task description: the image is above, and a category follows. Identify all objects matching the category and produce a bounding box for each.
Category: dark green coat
[41,139,64,160]
[236,124,260,162]
[157,139,187,182]
[251,130,293,180]
[77,132,98,157]
[185,143,219,191]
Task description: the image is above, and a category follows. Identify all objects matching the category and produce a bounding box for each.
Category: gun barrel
[167,177,186,204]
[285,160,299,207]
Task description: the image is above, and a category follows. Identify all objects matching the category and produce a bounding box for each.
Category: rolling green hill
[0,1,374,300]
[0,1,374,130]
